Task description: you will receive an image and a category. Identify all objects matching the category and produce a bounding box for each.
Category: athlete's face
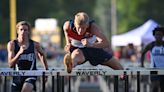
[154,31,164,41]
[17,25,29,38]
[74,23,88,35]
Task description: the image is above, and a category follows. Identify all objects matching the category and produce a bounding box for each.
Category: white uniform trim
[151,45,164,68]
[71,35,97,48]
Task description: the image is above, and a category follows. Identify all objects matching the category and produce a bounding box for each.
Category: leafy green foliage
[0,0,164,44]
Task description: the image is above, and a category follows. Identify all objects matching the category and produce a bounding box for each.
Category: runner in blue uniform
[141,26,164,92]
[7,21,48,92]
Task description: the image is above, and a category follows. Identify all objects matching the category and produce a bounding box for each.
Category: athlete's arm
[63,21,71,52]
[140,43,152,67]
[86,23,110,48]
[7,41,25,68]
[34,42,48,70]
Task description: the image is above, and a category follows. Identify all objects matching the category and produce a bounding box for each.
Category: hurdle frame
[0,68,164,92]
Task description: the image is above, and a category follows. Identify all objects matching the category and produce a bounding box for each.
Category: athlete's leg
[64,49,85,73]
[101,57,124,79]
[101,57,123,70]
[71,49,85,65]
[21,82,33,92]
[64,53,73,73]
[160,76,164,92]
[151,80,160,92]
[11,84,21,92]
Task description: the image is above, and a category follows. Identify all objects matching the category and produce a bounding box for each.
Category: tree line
[0,0,164,44]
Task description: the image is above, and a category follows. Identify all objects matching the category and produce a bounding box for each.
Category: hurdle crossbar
[0,68,164,76]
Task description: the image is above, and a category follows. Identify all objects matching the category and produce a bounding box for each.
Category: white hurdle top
[0,67,164,76]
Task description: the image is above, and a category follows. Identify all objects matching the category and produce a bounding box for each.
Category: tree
[0,0,10,44]
[117,0,145,34]
[94,0,111,40]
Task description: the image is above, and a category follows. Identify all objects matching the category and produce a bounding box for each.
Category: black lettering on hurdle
[76,70,106,76]
[0,71,25,76]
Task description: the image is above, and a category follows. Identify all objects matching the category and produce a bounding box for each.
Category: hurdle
[0,68,164,92]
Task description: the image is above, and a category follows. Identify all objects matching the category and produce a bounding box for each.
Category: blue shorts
[151,75,164,81]
[80,47,113,66]
[11,76,37,92]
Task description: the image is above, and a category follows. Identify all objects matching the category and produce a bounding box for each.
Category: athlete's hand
[81,38,88,46]
[64,44,71,53]
[18,45,26,54]
[81,38,91,47]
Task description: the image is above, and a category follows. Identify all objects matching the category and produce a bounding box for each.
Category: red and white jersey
[67,20,96,48]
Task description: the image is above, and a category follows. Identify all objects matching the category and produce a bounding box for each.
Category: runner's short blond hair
[16,21,31,31]
[74,12,89,25]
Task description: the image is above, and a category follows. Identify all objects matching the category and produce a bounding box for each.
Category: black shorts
[80,47,113,66]
[151,75,164,89]
[11,76,37,92]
